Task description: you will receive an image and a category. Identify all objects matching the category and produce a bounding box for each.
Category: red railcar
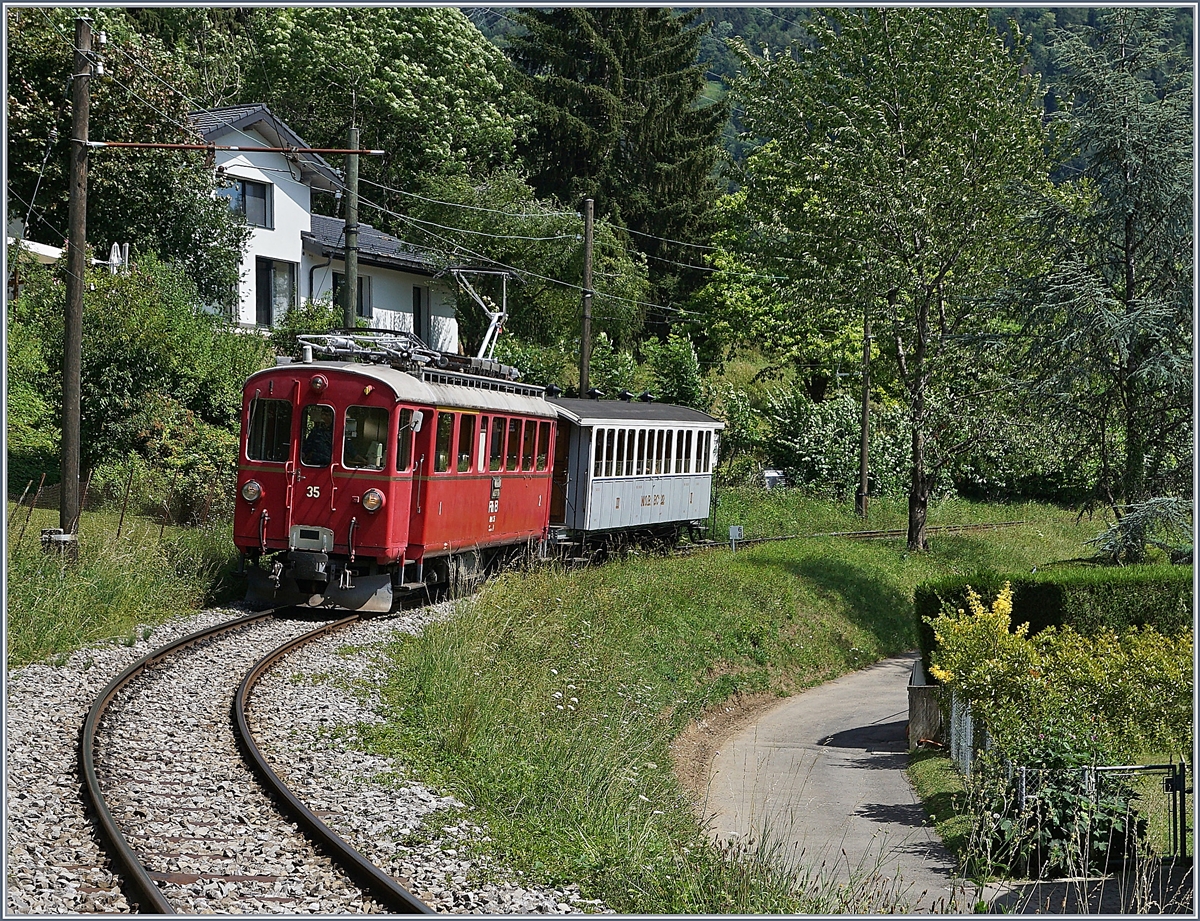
[234,341,557,612]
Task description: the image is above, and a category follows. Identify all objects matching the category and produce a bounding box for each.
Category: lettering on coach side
[639,494,666,507]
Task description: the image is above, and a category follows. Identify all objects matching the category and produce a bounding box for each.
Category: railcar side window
[479,417,489,472]
[521,420,536,471]
[602,429,615,477]
[343,405,389,470]
[702,431,713,473]
[299,404,334,467]
[506,419,522,471]
[615,430,627,477]
[537,421,551,471]
[694,429,704,473]
[634,430,646,476]
[684,430,693,473]
[676,429,686,473]
[435,411,454,473]
[457,414,476,473]
[397,409,414,471]
[490,416,505,471]
[664,431,674,475]
[654,430,666,475]
[593,428,605,477]
[247,398,293,462]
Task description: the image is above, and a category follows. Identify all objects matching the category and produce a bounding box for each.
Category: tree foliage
[398,170,649,355]
[507,8,728,319]
[241,7,525,200]
[725,9,1049,548]
[1009,9,1193,509]
[5,7,249,306]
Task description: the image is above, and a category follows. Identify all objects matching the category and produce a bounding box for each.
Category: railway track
[688,519,1027,551]
[80,610,432,914]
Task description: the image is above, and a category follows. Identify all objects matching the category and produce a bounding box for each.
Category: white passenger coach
[547,396,724,544]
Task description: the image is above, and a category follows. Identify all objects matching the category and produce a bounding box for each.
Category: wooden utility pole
[343,125,359,327]
[855,302,871,518]
[579,198,594,394]
[61,16,91,535]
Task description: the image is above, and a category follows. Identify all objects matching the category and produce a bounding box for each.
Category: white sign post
[728,525,743,551]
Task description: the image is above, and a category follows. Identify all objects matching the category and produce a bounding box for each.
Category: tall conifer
[508,8,728,324]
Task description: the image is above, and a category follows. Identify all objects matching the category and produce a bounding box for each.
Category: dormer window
[218,177,273,229]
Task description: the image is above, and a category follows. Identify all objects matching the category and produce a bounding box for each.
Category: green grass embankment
[363,497,1093,912]
[6,504,242,667]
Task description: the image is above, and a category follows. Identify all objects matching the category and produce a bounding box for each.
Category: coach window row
[433,411,551,475]
[592,427,713,479]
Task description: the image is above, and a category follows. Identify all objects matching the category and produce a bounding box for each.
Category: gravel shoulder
[5,605,607,915]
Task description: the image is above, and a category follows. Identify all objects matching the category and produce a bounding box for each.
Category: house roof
[303,214,441,277]
[189,104,341,192]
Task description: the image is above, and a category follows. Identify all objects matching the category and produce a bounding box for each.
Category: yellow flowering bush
[926,583,1193,758]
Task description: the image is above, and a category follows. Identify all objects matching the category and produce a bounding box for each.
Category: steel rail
[233,616,435,915]
[80,609,280,914]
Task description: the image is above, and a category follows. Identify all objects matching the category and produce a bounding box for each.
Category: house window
[333,272,373,320]
[218,177,272,228]
[255,257,295,327]
[413,285,427,343]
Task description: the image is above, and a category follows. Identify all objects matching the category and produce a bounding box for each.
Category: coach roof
[246,362,558,418]
[549,397,724,429]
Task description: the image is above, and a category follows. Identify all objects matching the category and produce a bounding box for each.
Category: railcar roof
[548,397,724,429]
[246,361,558,418]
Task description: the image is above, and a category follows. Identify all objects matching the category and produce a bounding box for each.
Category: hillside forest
[5,6,1194,553]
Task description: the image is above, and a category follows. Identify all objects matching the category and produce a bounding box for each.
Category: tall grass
[366,497,1095,912]
[6,504,242,667]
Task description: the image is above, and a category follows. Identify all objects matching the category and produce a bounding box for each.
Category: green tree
[1012,9,1193,509]
[398,170,649,355]
[728,9,1048,549]
[241,7,524,200]
[506,8,728,320]
[6,7,249,307]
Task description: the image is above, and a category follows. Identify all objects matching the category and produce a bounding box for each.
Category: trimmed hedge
[916,565,1194,670]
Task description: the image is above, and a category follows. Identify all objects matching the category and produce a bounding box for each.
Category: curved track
[80,610,432,914]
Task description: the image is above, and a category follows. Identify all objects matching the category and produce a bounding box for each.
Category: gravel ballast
[5,605,607,914]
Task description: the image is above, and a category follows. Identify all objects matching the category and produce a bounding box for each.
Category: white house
[191,104,459,351]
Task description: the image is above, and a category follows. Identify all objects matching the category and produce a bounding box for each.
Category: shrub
[966,738,1146,878]
[761,390,912,499]
[642,333,708,409]
[927,583,1193,759]
[492,336,573,388]
[915,565,1193,669]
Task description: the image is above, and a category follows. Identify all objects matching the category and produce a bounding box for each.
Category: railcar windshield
[300,404,334,467]
[247,397,293,462]
[344,405,389,470]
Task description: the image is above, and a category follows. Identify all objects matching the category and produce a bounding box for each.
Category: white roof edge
[7,237,64,263]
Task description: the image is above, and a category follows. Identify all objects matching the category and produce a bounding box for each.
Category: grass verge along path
[364,498,1092,913]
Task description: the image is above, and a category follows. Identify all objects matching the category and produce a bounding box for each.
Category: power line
[359,176,577,220]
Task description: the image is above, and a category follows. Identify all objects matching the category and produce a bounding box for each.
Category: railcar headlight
[361,488,386,513]
[241,479,264,502]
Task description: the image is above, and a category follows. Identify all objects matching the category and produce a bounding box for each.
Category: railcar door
[549,420,572,524]
[289,402,341,548]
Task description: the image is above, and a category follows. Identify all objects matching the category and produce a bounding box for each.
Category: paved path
[705,652,974,913]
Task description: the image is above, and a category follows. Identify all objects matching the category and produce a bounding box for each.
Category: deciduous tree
[728,9,1048,549]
